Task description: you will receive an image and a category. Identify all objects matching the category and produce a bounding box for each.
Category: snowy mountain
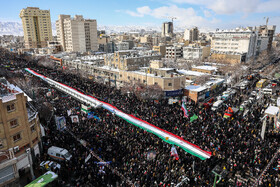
[0,21,56,36]
[0,22,23,36]
[0,21,213,36]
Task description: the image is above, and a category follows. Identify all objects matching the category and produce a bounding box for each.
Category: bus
[256,79,268,88]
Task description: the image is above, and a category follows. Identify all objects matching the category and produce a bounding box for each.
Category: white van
[211,100,224,111]
[47,146,72,161]
[262,88,273,95]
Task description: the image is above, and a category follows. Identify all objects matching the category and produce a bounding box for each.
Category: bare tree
[134,82,163,100]
[37,56,55,68]
[195,75,211,85]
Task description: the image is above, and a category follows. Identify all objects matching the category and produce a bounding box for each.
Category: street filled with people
[1,49,280,186]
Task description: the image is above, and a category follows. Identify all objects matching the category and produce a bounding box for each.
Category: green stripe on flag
[117,114,209,160]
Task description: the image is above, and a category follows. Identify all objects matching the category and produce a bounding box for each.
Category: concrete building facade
[254,25,276,51]
[211,29,258,62]
[56,15,98,53]
[165,45,183,59]
[184,27,199,42]
[162,22,173,37]
[19,7,53,49]
[0,78,41,186]
[183,45,210,61]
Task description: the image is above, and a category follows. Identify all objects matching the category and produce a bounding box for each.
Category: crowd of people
[0,48,279,186]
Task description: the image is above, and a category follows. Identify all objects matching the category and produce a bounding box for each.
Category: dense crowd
[1,48,279,186]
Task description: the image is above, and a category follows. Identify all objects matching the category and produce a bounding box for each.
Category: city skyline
[0,0,280,32]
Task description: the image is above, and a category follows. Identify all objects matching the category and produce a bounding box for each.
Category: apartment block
[19,7,53,49]
[183,45,210,61]
[56,15,98,53]
[0,78,41,185]
[184,27,199,42]
[211,29,258,63]
[165,44,183,59]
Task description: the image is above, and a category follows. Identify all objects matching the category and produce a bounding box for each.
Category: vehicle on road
[47,146,72,161]
[262,88,273,95]
[256,79,268,88]
[211,100,224,111]
[40,160,61,171]
[203,98,215,109]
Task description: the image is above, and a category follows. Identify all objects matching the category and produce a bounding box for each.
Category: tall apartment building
[162,22,173,37]
[56,15,98,53]
[56,15,71,51]
[184,27,199,42]
[19,7,53,49]
[211,29,258,63]
[0,78,41,185]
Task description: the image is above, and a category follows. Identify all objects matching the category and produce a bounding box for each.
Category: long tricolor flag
[25,68,211,160]
[181,101,189,118]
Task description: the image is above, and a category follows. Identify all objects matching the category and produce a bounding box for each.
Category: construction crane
[167,16,177,24]
[263,17,269,26]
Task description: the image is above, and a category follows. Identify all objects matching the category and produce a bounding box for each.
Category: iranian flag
[25,68,212,160]
[171,146,179,160]
[81,104,91,114]
[181,101,189,118]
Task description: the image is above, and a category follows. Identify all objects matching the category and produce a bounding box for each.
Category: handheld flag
[181,101,189,118]
[190,114,198,122]
[171,146,179,160]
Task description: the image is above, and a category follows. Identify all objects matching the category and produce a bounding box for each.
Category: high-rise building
[56,15,71,51]
[56,15,98,53]
[0,78,42,185]
[162,22,173,37]
[19,7,53,49]
[184,27,199,42]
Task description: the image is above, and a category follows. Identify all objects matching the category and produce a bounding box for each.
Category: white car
[40,161,61,170]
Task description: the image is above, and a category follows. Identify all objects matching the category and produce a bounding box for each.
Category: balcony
[26,102,38,122]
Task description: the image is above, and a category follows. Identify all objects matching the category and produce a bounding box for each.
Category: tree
[134,82,163,100]
[195,75,211,85]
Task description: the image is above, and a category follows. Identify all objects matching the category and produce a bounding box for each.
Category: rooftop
[185,85,208,92]
[192,66,218,71]
[0,78,32,102]
[177,70,209,76]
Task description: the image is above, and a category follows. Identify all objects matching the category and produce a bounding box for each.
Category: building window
[143,80,146,83]
[7,104,15,112]
[13,133,21,142]
[168,83,172,86]
[128,76,130,79]
[155,82,158,85]
[10,119,19,128]
[30,125,36,133]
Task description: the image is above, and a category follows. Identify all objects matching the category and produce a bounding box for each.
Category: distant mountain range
[0,22,24,36]
[0,21,212,36]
